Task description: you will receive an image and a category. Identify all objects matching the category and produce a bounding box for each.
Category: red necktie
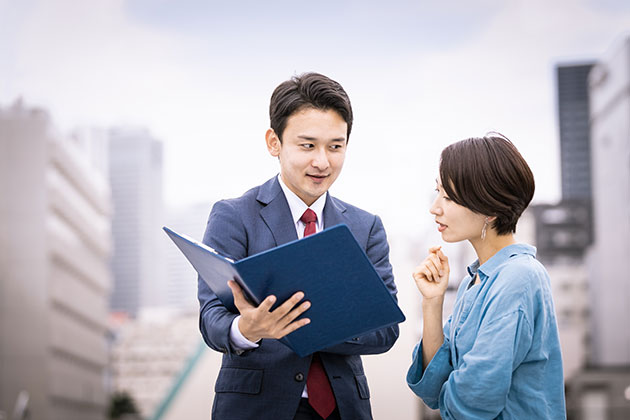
[300,209,336,419]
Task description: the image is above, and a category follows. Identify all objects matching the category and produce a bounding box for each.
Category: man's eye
[302,144,314,149]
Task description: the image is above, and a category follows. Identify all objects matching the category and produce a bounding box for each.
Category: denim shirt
[407,244,566,419]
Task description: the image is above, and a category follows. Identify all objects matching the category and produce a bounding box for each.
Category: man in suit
[199,72,399,419]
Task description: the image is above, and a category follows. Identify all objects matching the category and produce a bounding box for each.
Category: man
[199,72,399,419]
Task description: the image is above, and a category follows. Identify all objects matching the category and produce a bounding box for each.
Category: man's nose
[311,149,330,170]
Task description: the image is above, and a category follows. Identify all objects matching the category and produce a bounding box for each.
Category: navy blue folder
[163,224,405,357]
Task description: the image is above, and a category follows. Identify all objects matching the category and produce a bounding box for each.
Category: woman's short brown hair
[439,134,535,235]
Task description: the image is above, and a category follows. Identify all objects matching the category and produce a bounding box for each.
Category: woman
[407,134,566,419]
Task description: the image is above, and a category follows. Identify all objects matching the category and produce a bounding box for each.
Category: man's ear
[266,129,281,157]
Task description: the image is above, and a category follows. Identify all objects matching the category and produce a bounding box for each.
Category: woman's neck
[470,233,516,266]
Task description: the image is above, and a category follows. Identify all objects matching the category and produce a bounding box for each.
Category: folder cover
[163,224,405,357]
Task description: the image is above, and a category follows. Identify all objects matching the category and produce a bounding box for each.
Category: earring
[481,218,489,240]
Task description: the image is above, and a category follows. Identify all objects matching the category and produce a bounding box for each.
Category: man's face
[266,108,347,206]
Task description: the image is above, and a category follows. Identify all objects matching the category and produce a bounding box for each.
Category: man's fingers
[228,280,250,309]
[258,294,277,312]
[280,300,311,325]
[279,317,311,337]
[271,291,305,319]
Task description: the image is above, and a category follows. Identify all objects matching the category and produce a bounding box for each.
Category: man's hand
[228,280,311,343]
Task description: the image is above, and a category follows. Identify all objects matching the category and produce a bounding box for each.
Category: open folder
[163,224,405,357]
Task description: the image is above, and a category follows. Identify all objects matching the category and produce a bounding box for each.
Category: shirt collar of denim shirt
[467,243,537,281]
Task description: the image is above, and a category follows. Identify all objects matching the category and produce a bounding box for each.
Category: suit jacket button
[295,373,304,382]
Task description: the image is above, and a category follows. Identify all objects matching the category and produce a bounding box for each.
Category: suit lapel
[258,177,298,246]
[323,193,347,229]
[258,177,347,245]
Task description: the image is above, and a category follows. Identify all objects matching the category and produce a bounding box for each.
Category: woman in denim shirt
[407,134,566,419]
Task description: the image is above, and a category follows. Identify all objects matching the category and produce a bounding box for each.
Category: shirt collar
[466,243,537,279]
[277,174,326,228]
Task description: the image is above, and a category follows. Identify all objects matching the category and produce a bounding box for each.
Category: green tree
[108,391,140,419]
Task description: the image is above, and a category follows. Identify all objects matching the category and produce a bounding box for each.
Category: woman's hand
[412,246,450,300]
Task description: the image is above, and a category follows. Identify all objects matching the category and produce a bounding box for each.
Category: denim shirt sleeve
[406,315,453,407]
[438,309,533,419]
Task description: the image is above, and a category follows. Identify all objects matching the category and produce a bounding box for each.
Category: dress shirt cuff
[407,339,452,409]
[229,315,260,351]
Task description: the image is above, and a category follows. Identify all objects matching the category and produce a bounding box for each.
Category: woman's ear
[266,129,281,157]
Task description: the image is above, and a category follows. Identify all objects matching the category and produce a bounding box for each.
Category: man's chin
[304,187,327,201]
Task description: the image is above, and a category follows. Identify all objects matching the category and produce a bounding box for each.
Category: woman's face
[430,177,487,243]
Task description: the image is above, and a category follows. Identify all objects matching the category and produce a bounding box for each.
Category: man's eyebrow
[296,135,347,142]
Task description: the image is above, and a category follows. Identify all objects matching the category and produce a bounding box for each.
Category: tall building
[587,37,630,368]
[557,63,596,201]
[108,128,165,316]
[564,37,630,420]
[0,100,112,420]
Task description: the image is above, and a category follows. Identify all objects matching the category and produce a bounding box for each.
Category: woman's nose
[429,198,442,216]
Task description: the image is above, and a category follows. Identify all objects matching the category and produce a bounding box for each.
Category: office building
[565,36,630,419]
[587,37,630,368]
[557,63,595,201]
[108,128,165,316]
[0,100,112,420]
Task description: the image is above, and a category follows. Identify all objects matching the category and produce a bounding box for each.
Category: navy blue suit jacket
[198,176,399,419]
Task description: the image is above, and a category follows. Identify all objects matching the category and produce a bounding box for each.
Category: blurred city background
[1,1,629,419]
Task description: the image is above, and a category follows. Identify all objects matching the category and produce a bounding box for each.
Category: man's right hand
[228,280,311,343]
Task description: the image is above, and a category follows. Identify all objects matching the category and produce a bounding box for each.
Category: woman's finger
[429,253,444,277]
[424,259,440,281]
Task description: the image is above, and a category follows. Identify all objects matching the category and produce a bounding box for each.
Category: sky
[1,0,630,237]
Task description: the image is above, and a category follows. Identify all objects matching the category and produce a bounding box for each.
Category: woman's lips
[436,221,447,232]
